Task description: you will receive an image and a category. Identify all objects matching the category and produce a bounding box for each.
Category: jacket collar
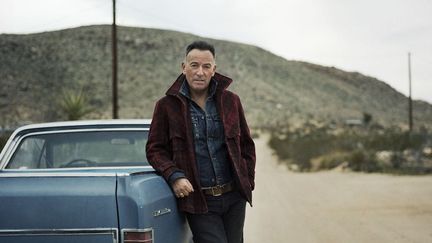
[180,79,218,100]
[166,72,233,96]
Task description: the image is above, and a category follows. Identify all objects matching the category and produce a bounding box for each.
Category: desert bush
[269,128,332,171]
[312,152,350,170]
[363,130,426,151]
[60,89,93,120]
[269,126,431,174]
[348,150,382,172]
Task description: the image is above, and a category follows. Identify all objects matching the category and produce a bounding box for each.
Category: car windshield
[6,130,149,169]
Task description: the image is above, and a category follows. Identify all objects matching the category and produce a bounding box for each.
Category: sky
[1,0,431,103]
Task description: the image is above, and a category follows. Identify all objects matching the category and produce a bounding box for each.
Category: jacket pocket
[170,135,186,151]
[226,134,241,165]
[225,124,240,139]
[169,135,188,167]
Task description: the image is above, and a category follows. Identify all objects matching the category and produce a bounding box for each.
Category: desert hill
[1,25,431,129]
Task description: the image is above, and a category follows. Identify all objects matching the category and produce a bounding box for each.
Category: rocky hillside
[1,25,431,129]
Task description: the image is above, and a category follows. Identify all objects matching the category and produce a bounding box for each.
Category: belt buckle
[211,185,223,196]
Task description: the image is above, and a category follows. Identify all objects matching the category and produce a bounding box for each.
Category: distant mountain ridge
[1,25,431,129]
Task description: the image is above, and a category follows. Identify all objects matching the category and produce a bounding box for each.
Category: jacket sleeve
[146,99,184,181]
[238,97,256,190]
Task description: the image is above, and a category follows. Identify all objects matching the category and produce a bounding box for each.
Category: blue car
[0,120,192,243]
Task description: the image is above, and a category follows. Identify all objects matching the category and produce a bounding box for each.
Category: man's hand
[172,178,194,198]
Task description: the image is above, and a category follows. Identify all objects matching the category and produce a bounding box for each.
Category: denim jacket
[175,80,234,187]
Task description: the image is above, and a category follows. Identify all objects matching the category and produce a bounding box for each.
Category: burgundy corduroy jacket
[146,72,256,214]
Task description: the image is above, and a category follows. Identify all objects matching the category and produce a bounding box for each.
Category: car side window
[7,137,47,169]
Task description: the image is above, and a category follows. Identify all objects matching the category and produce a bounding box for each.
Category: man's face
[182,49,216,94]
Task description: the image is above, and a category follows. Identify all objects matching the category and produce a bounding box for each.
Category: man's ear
[181,62,186,74]
[212,64,217,76]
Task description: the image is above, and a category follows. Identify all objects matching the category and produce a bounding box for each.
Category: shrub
[313,152,350,170]
[60,89,93,120]
[348,150,381,172]
[268,125,431,174]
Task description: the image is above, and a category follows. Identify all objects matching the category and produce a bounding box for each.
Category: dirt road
[244,134,432,243]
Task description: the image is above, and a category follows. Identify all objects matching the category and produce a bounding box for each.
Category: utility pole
[112,0,119,119]
[408,52,413,132]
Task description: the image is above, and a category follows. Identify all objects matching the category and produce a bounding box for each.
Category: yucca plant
[60,90,93,120]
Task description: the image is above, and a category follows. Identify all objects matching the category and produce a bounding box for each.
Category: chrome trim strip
[18,127,149,136]
[2,166,154,172]
[12,119,151,132]
[0,172,118,177]
[0,228,118,243]
[0,167,155,178]
[121,228,154,243]
[8,119,151,135]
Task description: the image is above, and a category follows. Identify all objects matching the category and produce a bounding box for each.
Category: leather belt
[202,182,234,196]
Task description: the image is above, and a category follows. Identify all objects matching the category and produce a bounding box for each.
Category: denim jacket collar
[180,79,218,100]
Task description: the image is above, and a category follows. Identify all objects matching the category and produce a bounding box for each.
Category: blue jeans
[186,191,246,243]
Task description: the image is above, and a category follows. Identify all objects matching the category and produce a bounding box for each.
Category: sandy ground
[244,134,432,243]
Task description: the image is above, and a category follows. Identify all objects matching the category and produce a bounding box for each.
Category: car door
[0,172,119,243]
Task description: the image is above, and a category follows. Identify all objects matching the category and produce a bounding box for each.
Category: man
[146,41,255,243]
